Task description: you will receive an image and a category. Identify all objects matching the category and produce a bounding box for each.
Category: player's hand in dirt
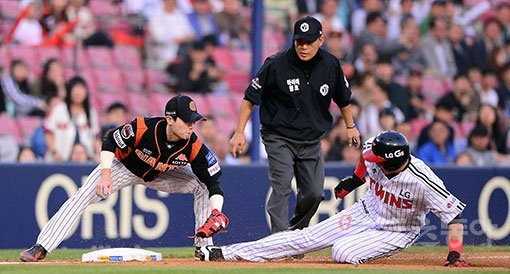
[444,251,469,267]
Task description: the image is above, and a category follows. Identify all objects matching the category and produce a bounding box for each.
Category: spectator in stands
[40,0,69,34]
[263,0,298,39]
[352,72,376,108]
[43,76,99,162]
[354,11,408,60]
[391,14,421,78]
[395,121,416,151]
[214,0,249,48]
[357,80,405,138]
[375,60,412,120]
[0,83,5,114]
[197,117,217,146]
[312,0,345,37]
[407,68,434,120]
[353,43,378,74]
[1,60,46,117]
[416,101,456,149]
[448,23,472,76]
[0,135,19,163]
[496,1,510,44]
[496,62,510,117]
[378,108,397,132]
[488,46,509,73]
[350,0,382,37]
[420,16,457,78]
[454,151,474,166]
[73,7,114,48]
[100,102,128,138]
[69,143,90,163]
[340,145,360,164]
[470,18,503,72]
[467,66,483,93]
[461,124,497,166]
[478,70,499,107]
[419,0,446,35]
[9,0,43,46]
[18,146,37,163]
[387,0,413,40]
[324,30,348,61]
[187,0,219,42]
[416,120,458,165]
[32,58,66,103]
[475,104,506,154]
[166,40,221,93]
[147,0,195,69]
[210,133,239,165]
[437,74,480,122]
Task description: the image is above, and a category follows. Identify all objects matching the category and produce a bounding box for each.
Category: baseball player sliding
[20,94,229,262]
[199,131,468,266]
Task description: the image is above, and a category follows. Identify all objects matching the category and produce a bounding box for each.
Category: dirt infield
[8,251,510,270]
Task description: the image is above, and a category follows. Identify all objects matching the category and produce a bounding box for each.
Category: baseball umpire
[20,94,229,261]
[230,16,361,234]
[201,131,469,267]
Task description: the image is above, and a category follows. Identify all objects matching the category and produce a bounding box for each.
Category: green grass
[0,246,508,274]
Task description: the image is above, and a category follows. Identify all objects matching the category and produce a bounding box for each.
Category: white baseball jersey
[218,155,465,264]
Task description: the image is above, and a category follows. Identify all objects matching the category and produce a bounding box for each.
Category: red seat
[126,91,150,116]
[149,92,176,116]
[211,48,235,70]
[421,77,447,104]
[0,46,10,72]
[89,0,118,16]
[36,47,61,66]
[0,1,20,20]
[120,67,145,92]
[93,91,127,112]
[206,93,235,119]
[146,68,169,93]
[0,114,22,144]
[62,47,89,70]
[87,47,115,69]
[113,46,142,70]
[17,116,42,145]
[8,46,38,71]
[231,49,251,71]
[223,70,249,93]
[92,67,124,93]
[64,68,95,91]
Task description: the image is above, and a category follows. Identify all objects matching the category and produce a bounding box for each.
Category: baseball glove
[444,251,469,267]
[196,209,229,238]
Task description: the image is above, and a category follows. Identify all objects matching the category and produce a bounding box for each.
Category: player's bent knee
[332,245,366,264]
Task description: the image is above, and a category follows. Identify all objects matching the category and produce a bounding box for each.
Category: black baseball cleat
[20,244,47,262]
[199,245,224,261]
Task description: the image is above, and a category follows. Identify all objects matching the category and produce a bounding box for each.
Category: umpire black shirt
[244,47,352,142]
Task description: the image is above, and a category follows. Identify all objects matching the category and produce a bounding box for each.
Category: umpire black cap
[293,16,323,42]
[165,94,205,123]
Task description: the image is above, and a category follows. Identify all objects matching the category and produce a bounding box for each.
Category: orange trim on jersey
[115,147,132,160]
[135,116,148,147]
[141,120,163,180]
[189,138,203,162]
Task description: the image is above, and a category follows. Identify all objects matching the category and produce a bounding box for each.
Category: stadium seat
[64,68,95,91]
[62,47,90,70]
[149,92,176,116]
[0,46,10,72]
[206,93,234,119]
[211,48,235,70]
[92,67,123,93]
[223,70,250,93]
[113,46,142,70]
[0,114,22,144]
[421,77,448,104]
[87,47,115,69]
[8,46,38,71]
[36,47,61,67]
[89,0,118,16]
[231,49,251,71]
[120,67,145,93]
[0,1,20,20]
[92,91,127,112]
[126,91,150,116]
[17,116,42,146]
[146,68,169,93]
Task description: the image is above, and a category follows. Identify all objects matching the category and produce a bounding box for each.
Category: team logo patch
[208,162,221,176]
[113,129,126,149]
[319,84,329,96]
[251,77,262,90]
[300,22,309,32]
[121,124,134,139]
[206,151,218,166]
[189,101,197,111]
[176,153,188,162]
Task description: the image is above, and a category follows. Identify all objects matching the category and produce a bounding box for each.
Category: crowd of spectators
[0,0,510,167]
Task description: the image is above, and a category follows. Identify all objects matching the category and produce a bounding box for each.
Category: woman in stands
[43,76,99,162]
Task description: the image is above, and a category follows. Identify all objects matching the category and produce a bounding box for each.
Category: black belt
[361,200,369,214]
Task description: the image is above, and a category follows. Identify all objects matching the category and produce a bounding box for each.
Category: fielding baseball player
[199,131,468,266]
[20,94,229,262]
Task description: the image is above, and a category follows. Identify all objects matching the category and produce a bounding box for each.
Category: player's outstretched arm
[444,219,469,267]
[334,152,366,199]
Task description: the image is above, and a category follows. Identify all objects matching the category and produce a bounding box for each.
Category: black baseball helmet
[363,131,410,172]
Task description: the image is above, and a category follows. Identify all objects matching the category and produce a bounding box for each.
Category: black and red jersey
[102,116,222,195]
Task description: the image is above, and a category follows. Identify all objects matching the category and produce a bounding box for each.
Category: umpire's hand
[230,132,247,158]
[346,127,361,148]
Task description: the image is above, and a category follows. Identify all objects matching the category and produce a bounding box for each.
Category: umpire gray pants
[262,131,324,233]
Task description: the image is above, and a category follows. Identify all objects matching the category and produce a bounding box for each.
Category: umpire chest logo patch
[319,84,329,96]
[286,78,300,92]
